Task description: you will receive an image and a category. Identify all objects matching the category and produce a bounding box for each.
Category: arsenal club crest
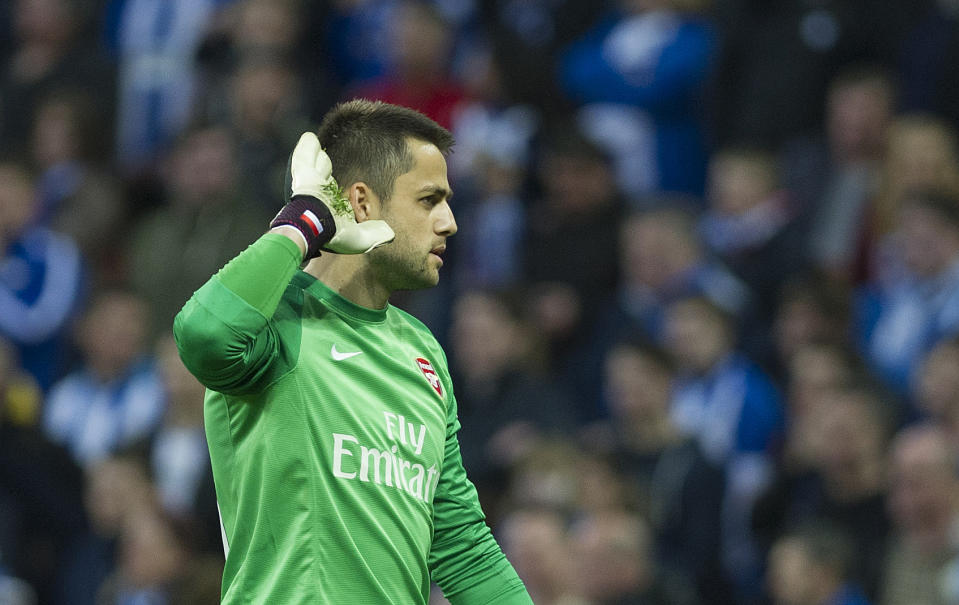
[415,357,443,397]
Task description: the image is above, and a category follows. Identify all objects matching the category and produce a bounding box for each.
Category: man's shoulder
[386,305,442,345]
[386,304,431,331]
[385,306,450,371]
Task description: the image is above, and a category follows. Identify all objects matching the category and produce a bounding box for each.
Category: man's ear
[346,182,380,222]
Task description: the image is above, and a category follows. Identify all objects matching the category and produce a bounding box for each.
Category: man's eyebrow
[416,185,453,200]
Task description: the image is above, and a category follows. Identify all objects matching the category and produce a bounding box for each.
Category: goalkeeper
[173,100,532,604]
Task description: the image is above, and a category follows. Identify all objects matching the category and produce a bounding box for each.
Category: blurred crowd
[2,0,959,604]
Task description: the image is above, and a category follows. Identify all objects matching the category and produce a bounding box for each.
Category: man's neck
[305,254,391,309]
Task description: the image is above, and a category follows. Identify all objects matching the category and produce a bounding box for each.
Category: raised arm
[173,132,394,395]
[172,231,303,395]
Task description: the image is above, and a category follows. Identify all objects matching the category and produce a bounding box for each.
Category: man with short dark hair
[174,100,532,603]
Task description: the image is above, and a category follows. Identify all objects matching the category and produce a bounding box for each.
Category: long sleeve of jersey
[429,393,533,604]
[173,233,301,395]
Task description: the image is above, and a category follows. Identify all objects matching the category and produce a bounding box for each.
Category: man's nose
[435,201,457,236]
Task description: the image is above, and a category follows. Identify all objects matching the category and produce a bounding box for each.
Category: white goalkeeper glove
[272,132,394,258]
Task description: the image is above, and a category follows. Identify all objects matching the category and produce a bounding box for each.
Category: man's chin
[393,270,441,292]
[415,272,441,290]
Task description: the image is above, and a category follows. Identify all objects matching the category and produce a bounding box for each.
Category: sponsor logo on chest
[331,412,440,502]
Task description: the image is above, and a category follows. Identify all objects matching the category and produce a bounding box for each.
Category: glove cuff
[270,196,337,260]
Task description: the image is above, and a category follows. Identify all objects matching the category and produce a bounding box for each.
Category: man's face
[621,215,693,290]
[899,203,959,278]
[605,347,671,421]
[888,431,958,534]
[827,81,891,161]
[171,128,235,204]
[664,300,730,373]
[707,156,774,216]
[368,139,457,291]
[816,395,882,480]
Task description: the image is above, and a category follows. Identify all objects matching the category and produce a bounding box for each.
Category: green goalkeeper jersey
[174,234,531,605]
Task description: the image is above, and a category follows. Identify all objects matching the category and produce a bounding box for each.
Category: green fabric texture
[215,233,303,314]
[173,233,531,604]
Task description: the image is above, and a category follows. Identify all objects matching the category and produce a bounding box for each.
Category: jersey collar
[294,270,389,323]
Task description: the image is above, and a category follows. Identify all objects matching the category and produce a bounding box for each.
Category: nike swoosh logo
[331,344,363,361]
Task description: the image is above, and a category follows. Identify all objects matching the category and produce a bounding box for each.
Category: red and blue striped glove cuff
[270,196,336,260]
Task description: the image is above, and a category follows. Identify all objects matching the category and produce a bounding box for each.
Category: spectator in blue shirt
[0,159,84,390]
[43,290,165,468]
[664,294,785,600]
[700,146,811,329]
[104,0,234,175]
[569,204,753,417]
[560,0,717,197]
[857,190,959,396]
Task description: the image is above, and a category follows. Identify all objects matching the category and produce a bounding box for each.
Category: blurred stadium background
[1,0,959,603]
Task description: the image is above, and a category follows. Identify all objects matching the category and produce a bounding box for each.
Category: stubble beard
[368,241,439,293]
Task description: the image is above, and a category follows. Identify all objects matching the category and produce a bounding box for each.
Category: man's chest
[289,319,450,500]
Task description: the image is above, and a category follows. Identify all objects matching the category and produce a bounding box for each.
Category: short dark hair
[316,99,454,200]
